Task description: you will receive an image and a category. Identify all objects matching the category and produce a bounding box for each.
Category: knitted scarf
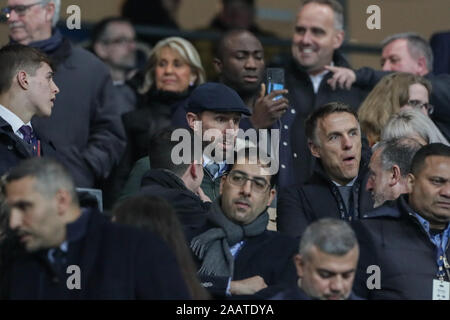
[190,198,268,277]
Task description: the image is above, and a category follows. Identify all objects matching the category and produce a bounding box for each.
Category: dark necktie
[19,125,39,156]
[50,247,68,276]
[205,162,220,178]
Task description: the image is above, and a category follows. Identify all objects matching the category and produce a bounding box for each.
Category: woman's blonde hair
[381,108,449,146]
[358,72,432,146]
[139,37,206,94]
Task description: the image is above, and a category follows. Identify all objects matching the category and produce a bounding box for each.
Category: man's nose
[301,30,313,44]
[240,180,252,196]
[7,9,20,22]
[244,57,257,69]
[342,134,353,150]
[9,209,22,230]
[440,182,450,198]
[329,276,344,293]
[382,61,392,71]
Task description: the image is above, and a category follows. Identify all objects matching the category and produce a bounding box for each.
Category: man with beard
[366,137,422,208]
[186,82,252,200]
[190,146,298,298]
[277,102,373,238]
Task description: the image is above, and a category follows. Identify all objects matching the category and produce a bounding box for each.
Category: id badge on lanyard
[433,255,450,300]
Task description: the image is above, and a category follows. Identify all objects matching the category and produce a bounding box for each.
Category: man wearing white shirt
[0,44,59,176]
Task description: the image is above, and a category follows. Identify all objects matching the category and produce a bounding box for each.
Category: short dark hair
[91,16,133,45]
[148,126,202,177]
[214,29,261,61]
[375,137,422,177]
[410,143,450,175]
[0,44,53,95]
[305,102,359,145]
[4,157,78,203]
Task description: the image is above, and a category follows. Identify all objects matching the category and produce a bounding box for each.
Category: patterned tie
[19,125,33,144]
[18,125,38,156]
[205,162,220,178]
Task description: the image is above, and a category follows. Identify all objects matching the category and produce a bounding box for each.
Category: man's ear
[16,71,29,90]
[44,1,56,24]
[333,30,345,49]
[213,58,223,74]
[186,112,199,131]
[293,254,304,278]
[189,73,198,86]
[308,139,321,158]
[93,42,108,59]
[406,173,415,193]
[55,189,72,217]
[390,165,402,186]
[416,56,428,75]
[219,175,227,196]
[266,187,276,207]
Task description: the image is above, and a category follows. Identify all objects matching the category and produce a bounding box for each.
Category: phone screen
[266,68,285,101]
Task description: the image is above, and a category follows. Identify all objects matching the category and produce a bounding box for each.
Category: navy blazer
[3,209,191,300]
[0,117,58,177]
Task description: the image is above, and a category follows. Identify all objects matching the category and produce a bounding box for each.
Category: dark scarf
[141,168,188,191]
[190,198,268,277]
[10,28,63,54]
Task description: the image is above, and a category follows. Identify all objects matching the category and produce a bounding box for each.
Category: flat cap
[187,82,251,116]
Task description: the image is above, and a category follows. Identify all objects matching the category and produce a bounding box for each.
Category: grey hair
[299,218,358,259]
[139,37,206,95]
[299,0,344,31]
[381,32,433,72]
[381,109,450,146]
[5,157,78,204]
[373,137,422,178]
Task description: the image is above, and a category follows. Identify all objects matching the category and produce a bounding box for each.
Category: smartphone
[265,68,285,101]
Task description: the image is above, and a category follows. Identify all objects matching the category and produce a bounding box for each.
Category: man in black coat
[281,0,369,187]
[277,103,373,239]
[138,127,211,241]
[190,146,298,298]
[353,143,450,300]
[1,157,190,300]
[0,44,59,176]
[5,0,126,188]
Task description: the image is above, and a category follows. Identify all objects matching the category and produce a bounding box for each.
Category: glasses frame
[407,99,434,115]
[2,1,45,18]
[226,170,271,194]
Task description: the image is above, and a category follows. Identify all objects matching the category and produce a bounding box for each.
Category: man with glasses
[326,32,450,141]
[3,0,126,191]
[91,17,139,116]
[190,146,298,298]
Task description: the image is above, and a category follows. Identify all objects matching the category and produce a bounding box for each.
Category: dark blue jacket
[0,117,58,176]
[352,196,450,300]
[2,209,191,300]
[277,155,374,239]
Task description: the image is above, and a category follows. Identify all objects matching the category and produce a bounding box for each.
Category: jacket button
[7,145,13,150]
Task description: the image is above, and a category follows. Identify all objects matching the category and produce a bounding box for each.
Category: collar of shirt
[0,104,31,139]
[332,175,358,187]
[411,211,450,250]
[308,62,334,94]
[203,154,227,177]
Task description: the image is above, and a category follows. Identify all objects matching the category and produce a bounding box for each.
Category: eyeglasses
[102,37,136,46]
[1,1,45,18]
[226,171,270,193]
[407,99,434,115]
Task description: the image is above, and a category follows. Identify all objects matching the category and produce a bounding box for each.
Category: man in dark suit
[190,146,298,298]
[353,143,450,300]
[1,157,190,300]
[277,102,373,239]
[0,44,59,176]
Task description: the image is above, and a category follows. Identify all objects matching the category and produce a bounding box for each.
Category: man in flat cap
[186,82,251,200]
